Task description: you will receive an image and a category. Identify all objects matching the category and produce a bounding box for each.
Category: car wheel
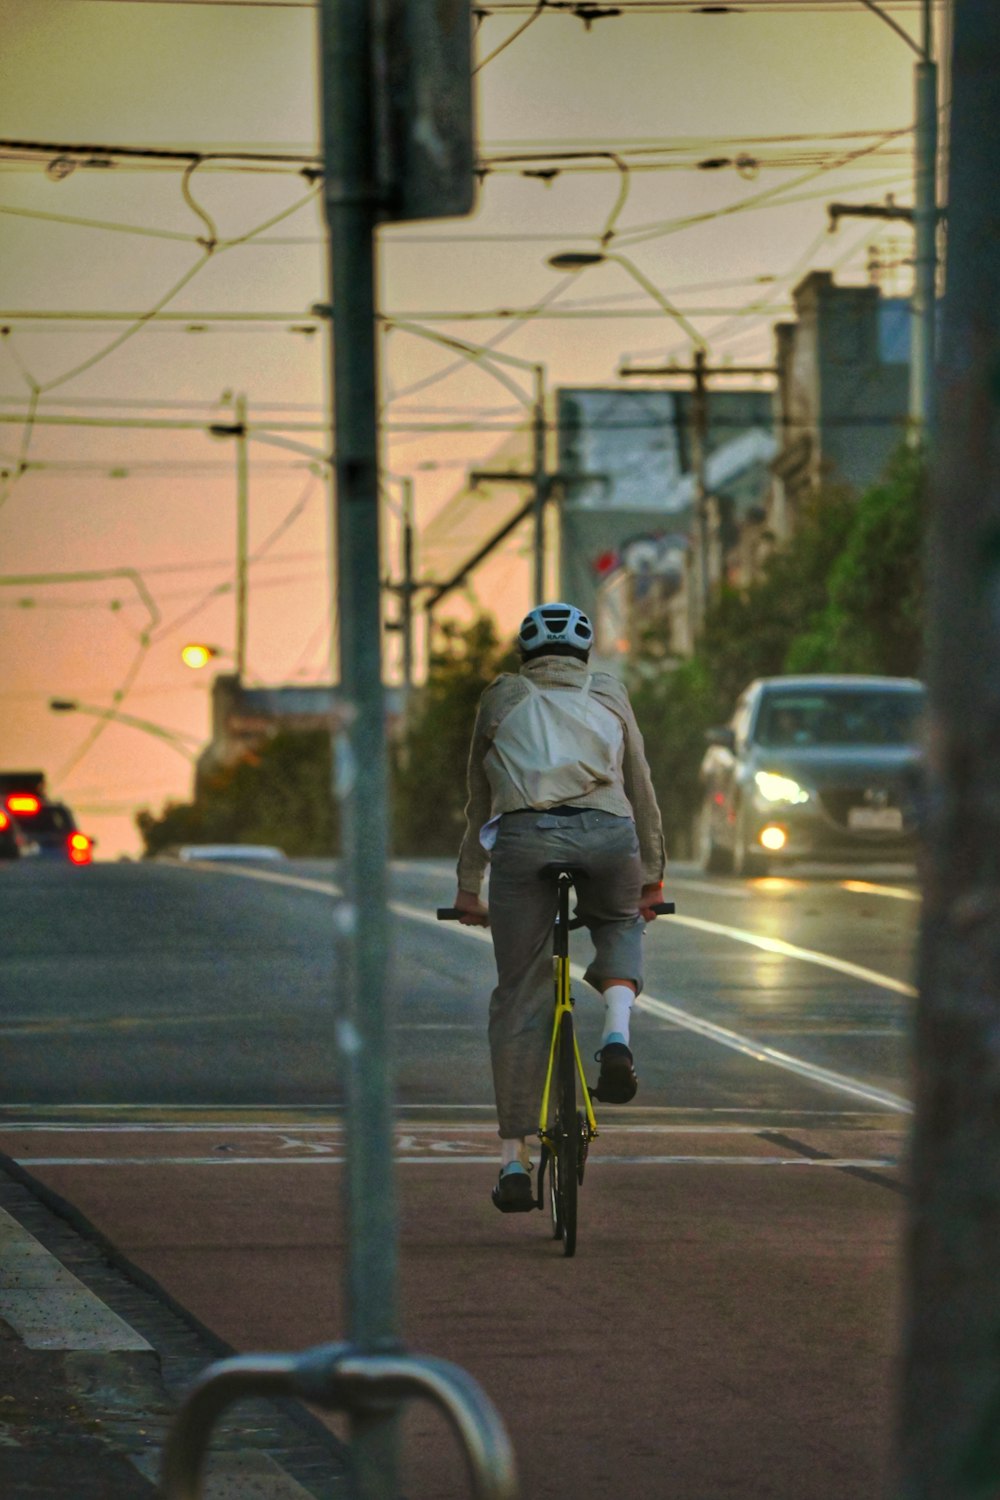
[733,815,769,878]
[699,801,734,875]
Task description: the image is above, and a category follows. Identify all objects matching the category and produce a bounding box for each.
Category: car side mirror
[704,726,736,751]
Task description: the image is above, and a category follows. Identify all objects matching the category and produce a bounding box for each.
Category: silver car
[698,674,925,876]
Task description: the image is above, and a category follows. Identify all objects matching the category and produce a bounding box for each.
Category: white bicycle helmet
[516,601,594,656]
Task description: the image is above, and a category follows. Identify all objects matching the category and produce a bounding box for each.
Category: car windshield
[754,689,924,749]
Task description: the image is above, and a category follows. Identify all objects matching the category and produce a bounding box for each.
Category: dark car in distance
[0,806,38,860]
[698,675,925,876]
[1,791,93,865]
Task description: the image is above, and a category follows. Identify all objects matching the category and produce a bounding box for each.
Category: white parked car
[174,844,287,863]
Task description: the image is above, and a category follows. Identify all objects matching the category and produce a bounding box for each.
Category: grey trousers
[486,809,645,1140]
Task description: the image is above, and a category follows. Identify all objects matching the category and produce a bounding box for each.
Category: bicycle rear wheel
[553,1010,578,1257]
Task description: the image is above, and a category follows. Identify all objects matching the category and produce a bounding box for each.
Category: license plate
[848,806,903,831]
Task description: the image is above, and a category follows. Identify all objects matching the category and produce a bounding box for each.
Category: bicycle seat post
[554,874,572,960]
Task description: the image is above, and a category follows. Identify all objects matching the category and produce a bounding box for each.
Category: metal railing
[161,1342,518,1500]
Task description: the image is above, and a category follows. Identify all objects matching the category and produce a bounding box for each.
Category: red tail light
[68,833,92,866]
[7,794,40,815]
[0,809,9,831]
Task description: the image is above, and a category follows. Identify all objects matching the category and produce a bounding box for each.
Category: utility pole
[531,364,547,603]
[400,476,414,712]
[384,476,417,714]
[912,0,939,435]
[620,357,776,636]
[690,348,710,639]
[234,393,249,683]
[898,5,1000,1495]
[829,0,938,439]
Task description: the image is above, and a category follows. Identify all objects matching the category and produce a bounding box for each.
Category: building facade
[769,270,911,540]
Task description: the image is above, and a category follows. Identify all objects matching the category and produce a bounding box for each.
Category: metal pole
[235,394,249,682]
[401,476,414,714]
[910,0,938,438]
[531,365,546,604]
[690,348,711,634]
[317,3,399,1497]
[899,3,1000,1492]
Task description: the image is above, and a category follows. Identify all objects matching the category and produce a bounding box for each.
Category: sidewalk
[0,1156,350,1500]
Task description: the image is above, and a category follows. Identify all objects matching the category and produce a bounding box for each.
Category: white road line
[667,876,751,900]
[840,880,920,902]
[652,911,918,998]
[0,1104,887,1122]
[391,898,914,1115]
[166,865,914,1115]
[10,1155,897,1169]
[395,1023,478,1030]
[0,1123,833,1136]
[175,860,345,896]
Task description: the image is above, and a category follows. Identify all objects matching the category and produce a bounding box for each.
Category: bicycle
[438,864,673,1258]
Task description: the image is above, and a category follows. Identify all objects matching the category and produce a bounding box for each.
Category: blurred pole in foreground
[899,4,1000,1496]
[318,4,398,1493]
[317,4,479,1496]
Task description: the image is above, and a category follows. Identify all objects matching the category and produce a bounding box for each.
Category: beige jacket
[457,654,666,894]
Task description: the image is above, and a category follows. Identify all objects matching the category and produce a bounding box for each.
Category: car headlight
[754,770,810,805]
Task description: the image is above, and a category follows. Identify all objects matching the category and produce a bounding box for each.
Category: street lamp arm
[607,254,707,352]
[858,0,926,59]
[385,319,543,406]
[49,700,200,762]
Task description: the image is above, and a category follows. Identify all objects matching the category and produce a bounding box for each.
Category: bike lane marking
[166,864,913,1115]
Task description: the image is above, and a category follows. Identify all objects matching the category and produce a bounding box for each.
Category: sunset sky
[0,0,942,856]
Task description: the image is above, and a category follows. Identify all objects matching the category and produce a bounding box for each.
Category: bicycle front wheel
[554,1010,578,1257]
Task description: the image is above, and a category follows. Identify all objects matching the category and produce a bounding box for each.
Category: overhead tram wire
[1,163,323,774]
[0,161,322,515]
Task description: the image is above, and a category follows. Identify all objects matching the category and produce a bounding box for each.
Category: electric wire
[473,0,547,73]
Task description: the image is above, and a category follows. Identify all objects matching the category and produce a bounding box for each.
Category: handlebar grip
[649,901,675,915]
[436,908,463,921]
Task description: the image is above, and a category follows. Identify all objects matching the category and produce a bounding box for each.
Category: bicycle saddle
[538,862,588,885]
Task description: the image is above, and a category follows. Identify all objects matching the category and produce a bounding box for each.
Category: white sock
[501,1137,528,1170]
[602,985,635,1046]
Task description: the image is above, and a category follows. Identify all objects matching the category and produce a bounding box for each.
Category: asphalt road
[0,855,919,1497]
[0,855,917,1113]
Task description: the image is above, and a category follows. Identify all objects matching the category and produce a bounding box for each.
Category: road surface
[0,856,917,1497]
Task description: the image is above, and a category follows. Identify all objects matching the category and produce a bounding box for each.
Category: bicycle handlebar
[437,901,675,921]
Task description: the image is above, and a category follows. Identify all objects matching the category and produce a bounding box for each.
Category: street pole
[400,475,414,713]
[911,0,938,437]
[532,365,546,604]
[690,348,710,636]
[318,3,399,1496]
[833,1,938,441]
[898,4,1000,1494]
[235,393,249,683]
[620,356,777,639]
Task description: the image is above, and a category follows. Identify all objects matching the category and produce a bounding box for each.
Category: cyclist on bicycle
[453,601,666,1212]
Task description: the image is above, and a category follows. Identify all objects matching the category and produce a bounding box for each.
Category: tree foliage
[137,728,336,857]
[391,616,516,855]
[785,446,925,676]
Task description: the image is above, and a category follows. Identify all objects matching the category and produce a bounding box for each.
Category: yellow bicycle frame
[537,946,599,1144]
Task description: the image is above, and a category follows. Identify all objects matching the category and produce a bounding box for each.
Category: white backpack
[485,675,624,809]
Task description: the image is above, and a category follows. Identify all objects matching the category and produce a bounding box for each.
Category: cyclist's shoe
[491,1166,535,1214]
[593,1041,638,1104]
